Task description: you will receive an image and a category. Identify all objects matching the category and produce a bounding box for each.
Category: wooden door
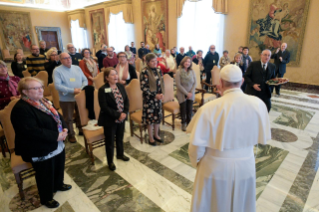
[40,31,60,50]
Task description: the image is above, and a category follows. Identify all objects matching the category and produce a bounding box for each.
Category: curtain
[70,20,89,51]
[213,0,228,14]
[177,0,225,58]
[108,12,135,53]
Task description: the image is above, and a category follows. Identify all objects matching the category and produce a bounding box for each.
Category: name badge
[213,60,216,63]
[44,52,47,56]
[78,59,81,62]
[24,65,27,69]
[104,88,111,93]
[70,78,75,82]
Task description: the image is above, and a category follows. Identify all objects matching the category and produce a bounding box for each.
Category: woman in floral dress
[140,53,165,146]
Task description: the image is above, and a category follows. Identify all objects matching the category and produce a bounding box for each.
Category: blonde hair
[233,53,243,66]
[0,60,7,67]
[46,48,58,59]
[18,77,44,96]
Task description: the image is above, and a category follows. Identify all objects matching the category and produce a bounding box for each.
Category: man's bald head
[60,52,72,68]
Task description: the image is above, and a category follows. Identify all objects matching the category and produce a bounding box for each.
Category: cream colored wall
[0,6,72,53]
[224,0,319,85]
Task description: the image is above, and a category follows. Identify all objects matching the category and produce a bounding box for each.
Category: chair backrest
[135,58,141,73]
[49,83,60,109]
[35,71,50,96]
[0,99,19,152]
[93,72,105,90]
[94,89,100,119]
[162,74,174,103]
[2,49,14,60]
[22,70,31,77]
[75,90,90,126]
[211,66,220,86]
[192,62,202,89]
[125,79,143,113]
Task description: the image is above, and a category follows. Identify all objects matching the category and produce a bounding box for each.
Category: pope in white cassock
[187,65,271,212]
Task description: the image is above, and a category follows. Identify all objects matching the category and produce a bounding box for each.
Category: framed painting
[0,10,35,55]
[247,0,310,66]
[89,8,107,51]
[141,0,168,51]
[0,0,25,3]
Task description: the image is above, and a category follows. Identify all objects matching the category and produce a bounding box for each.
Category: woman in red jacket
[79,48,99,85]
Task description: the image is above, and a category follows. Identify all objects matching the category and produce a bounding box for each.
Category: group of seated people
[0,40,255,209]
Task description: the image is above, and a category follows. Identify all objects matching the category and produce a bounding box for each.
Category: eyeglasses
[61,57,71,60]
[119,56,127,58]
[51,54,57,56]
[27,86,44,91]
[32,48,39,51]
[210,48,215,50]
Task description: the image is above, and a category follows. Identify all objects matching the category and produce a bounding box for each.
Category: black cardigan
[98,83,129,127]
[11,61,26,78]
[11,99,67,162]
[44,60,61,84]
[113,64,138,85]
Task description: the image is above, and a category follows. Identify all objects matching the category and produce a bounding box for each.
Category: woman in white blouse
[115,52,138,85]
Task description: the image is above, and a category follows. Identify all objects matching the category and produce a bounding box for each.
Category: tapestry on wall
[0,10,35,54]
[247,0,310,66]
[89,8,107,50]
[141,0,168,51]
[0,0,24,3]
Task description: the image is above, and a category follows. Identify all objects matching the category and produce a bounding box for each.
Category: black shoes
[109,163,116,171]
[57,184,72,191]
[44,199,60,208]
[148,140,157,146]
[153,136,163,143]
[117,155,130,161]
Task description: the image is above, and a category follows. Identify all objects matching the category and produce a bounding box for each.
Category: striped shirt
[26,54,46,76]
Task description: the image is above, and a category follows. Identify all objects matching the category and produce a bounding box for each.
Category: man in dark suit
[203,45,219,90]
[271,43,290,96]
[244,49,276,112]
[138,42,146,59]
[130,42,136,55]
[176,47,186,67]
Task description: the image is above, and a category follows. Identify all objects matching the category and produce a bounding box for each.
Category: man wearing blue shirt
[53,52,88,143]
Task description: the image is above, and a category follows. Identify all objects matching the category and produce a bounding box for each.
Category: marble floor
[1,88,319,212]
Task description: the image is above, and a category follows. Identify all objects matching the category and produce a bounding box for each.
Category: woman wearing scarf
[153,44,162,57]
[140,53,165,146]
[11,77,71,208]
[114,52,137,85]
[125,45,135,65]
[0,60,20,110]
[79,48,99,86]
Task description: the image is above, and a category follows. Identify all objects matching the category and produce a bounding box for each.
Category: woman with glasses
[11,77,71,208]
[79,48,100,86]
[44,48,61,84]
[114,52,137,85]
[0,60,20,110]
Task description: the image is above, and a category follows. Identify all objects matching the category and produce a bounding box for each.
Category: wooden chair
[0,99,35,200]
[193,62,217,106]
[2,49,14,61]
[162,74,180,130]
[75,90,104,164]
[135,58,141,73]
[35,71,52,101]
[48,83,62,114]
[94,89,100,119]
[93,72,105,90]
[201,66,220,93]
[125,79,145,143]
[22,70,31,78]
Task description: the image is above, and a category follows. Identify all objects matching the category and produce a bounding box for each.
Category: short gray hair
[67,43,74,49]
[0,60,7,67]
[39,40,46,45]
[18,77,44,96]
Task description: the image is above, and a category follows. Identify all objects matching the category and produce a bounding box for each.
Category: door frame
[35,26,64,52]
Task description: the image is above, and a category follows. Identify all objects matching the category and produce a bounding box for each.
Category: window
[177,0,225,57]
[70,19,89,51]
[108,12,135,53]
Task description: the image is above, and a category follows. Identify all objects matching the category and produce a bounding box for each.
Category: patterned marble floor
[1,88,319,212]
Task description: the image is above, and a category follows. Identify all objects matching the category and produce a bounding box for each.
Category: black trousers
[270,71,284,94]
[104,122,125,165]
[259,96,271,112]
[180,100,193,124]
[205,71,212,91]
[241,80,247,92]
[31,149,65,204]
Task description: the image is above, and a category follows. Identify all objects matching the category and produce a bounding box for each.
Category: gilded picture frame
[246,0,311,67]
[141,0,168,51]
[89,8,107,51]
[0,10,35,55]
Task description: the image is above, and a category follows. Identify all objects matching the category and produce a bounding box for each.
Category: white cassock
[187,88,271,212]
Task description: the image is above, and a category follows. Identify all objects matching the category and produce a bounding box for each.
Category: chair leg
[84,137,89,154]
[130,119,134,137]
[88,144,95,165]
[162,110,165,125]
[139,125,143,144]
[0,136,6,158]
[172,114,175,131]
[14,173,25,200]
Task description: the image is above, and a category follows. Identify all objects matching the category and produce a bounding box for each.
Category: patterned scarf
[22,96,62,133]
[115,61,129,82]
[112,87,124,123]
[84,57,98,77]
[0,74,18,96]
